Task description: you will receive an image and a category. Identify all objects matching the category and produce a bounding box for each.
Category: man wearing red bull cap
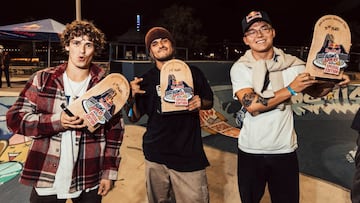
[230,10,350,203]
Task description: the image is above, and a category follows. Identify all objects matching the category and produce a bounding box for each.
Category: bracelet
[286,86,297,96]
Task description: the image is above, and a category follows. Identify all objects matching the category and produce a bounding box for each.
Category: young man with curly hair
[6,20,124,203]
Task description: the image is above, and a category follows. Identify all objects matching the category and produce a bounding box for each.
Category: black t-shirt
[135,64,214,172]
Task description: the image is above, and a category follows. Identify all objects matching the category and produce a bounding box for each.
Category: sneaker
[346,148,357,163]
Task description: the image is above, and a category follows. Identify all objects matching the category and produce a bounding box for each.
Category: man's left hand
[97,179,113,196]
[188,95,201,111]
[337,73,351,87]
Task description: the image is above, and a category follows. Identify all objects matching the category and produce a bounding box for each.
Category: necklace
[64,72,90,102]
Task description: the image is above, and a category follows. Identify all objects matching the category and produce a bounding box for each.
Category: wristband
[128,107,133,117]
[127,99,135,117]
[286,86,297,96]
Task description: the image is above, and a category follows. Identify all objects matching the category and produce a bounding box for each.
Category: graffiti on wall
[0,97,31,185]
[291,85,360,116]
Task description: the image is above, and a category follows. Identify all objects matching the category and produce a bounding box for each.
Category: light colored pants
[145,160,209,203]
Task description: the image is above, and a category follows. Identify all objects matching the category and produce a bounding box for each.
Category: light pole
[76,0,81,20]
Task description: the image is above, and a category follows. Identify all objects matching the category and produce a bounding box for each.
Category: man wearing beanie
[230,10,350,203]
[126,26,213,203]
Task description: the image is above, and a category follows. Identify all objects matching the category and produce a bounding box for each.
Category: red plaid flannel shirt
[6,63,124,192]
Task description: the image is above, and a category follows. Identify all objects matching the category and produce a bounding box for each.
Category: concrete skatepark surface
[90,125,353,203]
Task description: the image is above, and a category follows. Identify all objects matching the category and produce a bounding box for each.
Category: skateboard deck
[305,15,351,81]
[62,73,130,132]
[199,108,240,138]
[160,59,194,113]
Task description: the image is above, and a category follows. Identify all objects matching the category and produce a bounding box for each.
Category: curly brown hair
[60,20,106,56]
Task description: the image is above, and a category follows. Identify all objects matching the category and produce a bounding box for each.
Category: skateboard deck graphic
[160,59,194,113]
[200,108,240,138]
[305,15,351,81]
[63,73,130,132]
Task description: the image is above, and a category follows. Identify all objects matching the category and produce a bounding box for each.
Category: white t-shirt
[35,72,92,199]
[230,60,305,154]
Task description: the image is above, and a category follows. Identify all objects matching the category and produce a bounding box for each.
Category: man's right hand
[289,72,318,93]
[130,77,146,98]
[60,111,86,130]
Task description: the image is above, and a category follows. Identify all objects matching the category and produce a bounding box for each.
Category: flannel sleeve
[6,73,65,138]
[101,112,125,180]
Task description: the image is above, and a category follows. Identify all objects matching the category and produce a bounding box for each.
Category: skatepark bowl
[1,60,359,202]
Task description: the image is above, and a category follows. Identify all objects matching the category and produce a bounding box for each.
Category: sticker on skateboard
[62,73,130,132]
[160,59,194,113]
[305,15,351,81]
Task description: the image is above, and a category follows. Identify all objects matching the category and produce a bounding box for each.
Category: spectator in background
[0,45,4,87]
[351,108,360,203]
[1,50,12,88]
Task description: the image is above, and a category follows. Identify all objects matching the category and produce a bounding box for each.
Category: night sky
[0,0,359,46]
